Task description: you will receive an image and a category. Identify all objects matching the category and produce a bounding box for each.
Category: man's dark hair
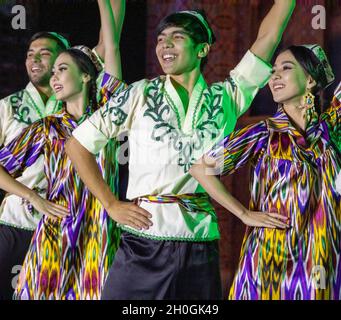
[157,10,216,71]
[28,32,70,53]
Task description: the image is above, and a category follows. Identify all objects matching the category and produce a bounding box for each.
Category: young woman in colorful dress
[0,0,126,299]
[190,44,340,300]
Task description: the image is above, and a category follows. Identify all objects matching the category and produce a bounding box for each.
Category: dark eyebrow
[158,30,189,37]
[40,48,53,52]
[281,61,296,65]
[273,61,296,67]
[172,30,188,35]
[27,48,53,53]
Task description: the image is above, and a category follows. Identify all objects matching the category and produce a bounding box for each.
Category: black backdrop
[0,0,148,203]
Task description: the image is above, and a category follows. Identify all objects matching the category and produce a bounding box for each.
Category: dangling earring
[303,92,315,110]
[303,92,315,124]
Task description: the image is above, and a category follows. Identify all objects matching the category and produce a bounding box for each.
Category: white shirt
[0,82,61,230]
[73,50,272,241]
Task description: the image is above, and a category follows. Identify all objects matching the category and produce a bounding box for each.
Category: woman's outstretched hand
[29,193,69,220]
[106,200,153,230]
[240,210,290,229]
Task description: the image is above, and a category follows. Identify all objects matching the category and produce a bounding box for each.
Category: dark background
[0,0,147,95]
[0,0,340,296]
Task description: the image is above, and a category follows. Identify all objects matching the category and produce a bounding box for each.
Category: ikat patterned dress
[209,95,341,300]
[0,74,126,299]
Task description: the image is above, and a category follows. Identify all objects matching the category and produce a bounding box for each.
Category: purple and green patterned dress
[0,74,126,299]
[209,95,341,300]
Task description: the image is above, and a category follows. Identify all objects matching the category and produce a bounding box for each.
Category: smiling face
[156,26,203,76]
[50,52,85,102]
[25,37,60,87]
[269,50,314,106]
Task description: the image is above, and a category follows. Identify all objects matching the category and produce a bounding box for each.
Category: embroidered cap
[177,10,213,45]
[303,44,335,89]
[47,32,71,50]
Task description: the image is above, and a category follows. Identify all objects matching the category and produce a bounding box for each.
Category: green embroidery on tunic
[144,78,224,172]
[10,90,33,125]
[100,85,132,125]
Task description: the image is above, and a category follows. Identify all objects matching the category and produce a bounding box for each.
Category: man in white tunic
[66,1,296,299]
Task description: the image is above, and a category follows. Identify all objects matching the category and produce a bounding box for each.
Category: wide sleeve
[207,120,269,176]
[0,119,45,178]
[0,99,12,146]
[72,80,146,154]
[223,50,272,119]
[0,98,26,147]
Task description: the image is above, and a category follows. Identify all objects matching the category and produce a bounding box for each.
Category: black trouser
[102,231,222,300]
[0,224,33,300]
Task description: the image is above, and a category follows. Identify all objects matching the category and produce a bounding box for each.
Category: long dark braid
[89,77,98,112]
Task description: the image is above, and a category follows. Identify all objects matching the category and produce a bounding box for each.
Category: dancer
[190,45,340,299]
[0,0,126,299]
[334,82,341,195]
[66,1,295,299]
[0,31,70,300]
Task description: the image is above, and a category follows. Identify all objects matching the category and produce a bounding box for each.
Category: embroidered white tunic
[0,82,61,230]
[73,50,272,241]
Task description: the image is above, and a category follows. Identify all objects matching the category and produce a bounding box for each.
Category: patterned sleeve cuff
[99,73,127,106]
[0,147,22,175]
[101,72,126,92]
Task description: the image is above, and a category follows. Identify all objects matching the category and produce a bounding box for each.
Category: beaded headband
[177,10,213,45]
[71,45,103,73]
[302,44,335,88]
